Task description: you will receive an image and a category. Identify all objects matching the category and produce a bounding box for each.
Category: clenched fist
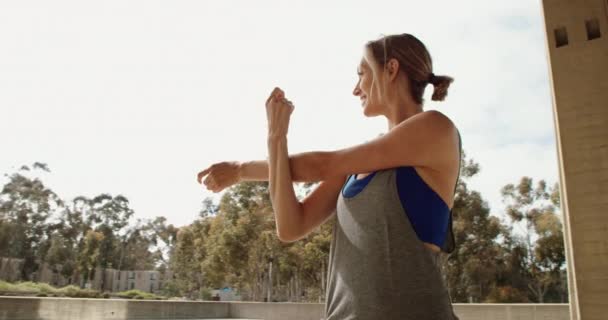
[266,87,294,139]
[197,161,241,193]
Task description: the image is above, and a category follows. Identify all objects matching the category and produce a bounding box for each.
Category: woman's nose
[353,86,360,96]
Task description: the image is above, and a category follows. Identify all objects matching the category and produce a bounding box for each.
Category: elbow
[276,215,304,243]
[277,229,300,243]
[273,201,305,244]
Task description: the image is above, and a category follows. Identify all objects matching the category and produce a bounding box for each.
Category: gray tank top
[324,168,458,320]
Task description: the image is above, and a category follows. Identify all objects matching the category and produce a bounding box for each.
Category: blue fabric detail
[341,167,450,248]
[395,167,450,248]
[341,172,378,198]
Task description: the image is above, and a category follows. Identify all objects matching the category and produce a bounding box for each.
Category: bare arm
[197,151,329,193]
[267,136,304,242]
[239,151,329,183]
[198,150,344,242]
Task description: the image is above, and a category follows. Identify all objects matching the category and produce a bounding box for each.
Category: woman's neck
[387,103,423,130]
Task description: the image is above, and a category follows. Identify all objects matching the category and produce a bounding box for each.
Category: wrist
[267,133,287,141]
[236,161,245,182]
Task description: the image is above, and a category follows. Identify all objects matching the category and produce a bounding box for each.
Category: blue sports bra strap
[442,129,462,254]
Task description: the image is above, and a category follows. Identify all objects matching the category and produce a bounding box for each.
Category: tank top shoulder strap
[441,129,462,254]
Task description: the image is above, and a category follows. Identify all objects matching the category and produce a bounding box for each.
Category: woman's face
[353,55,383,117]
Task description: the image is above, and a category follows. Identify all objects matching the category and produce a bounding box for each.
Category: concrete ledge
[228,301,324,320]
[0,296,570,320]
[453,304,570,320]
[0,297,231,320]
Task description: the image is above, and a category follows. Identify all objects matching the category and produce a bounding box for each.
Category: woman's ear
[387,58,400,82]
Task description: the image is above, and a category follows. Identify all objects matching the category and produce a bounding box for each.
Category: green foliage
[0,163,64,279]
[116,289,164,300]
[160,280,181,297]
[1,156,567,304]
[500,177,565,303]
[169,180,335,302]
[0,281,100,298]
[442,153,566,303]
[444,153,506,302]
[0,163,175,294]
[199,287,213,300]
[59,286,101,298]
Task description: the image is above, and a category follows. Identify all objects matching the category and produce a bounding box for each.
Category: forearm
[267,136,304,242]
[239,151,328,182]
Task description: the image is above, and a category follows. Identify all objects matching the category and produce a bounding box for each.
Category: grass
[0,281,55,293]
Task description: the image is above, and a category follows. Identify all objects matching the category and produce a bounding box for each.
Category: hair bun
[430,74,454,101]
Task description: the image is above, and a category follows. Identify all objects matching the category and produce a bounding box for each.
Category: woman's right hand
[197,161,241,193]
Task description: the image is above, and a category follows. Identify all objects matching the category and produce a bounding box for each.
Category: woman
[197,33,461,319]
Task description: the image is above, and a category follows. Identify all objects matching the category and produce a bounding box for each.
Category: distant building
[0,257,172,294]
[95,269,173,294]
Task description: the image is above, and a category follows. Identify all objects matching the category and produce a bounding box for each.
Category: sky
[0,0,560,228]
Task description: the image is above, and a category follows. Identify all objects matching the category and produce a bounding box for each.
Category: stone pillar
[541,1,608,319]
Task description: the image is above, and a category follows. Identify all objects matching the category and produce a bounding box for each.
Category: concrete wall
[541,1,608,319]
[0,297,230,320]
[0,297,570,320]
[229,302,324,320]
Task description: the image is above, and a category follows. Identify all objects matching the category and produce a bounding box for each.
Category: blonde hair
[365,33,454,105]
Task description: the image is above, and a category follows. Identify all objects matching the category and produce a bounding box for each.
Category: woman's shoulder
[418,110,456,129]
[405,111,459,150]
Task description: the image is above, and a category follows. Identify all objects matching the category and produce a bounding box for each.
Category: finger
[197,168,211,184]
[271,87,282,99]
[267,87,281,104]
[266,91,275,105]
[203,175,213,186]
[270,87,283,99]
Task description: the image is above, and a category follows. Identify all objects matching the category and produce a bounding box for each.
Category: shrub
[0,281,59,294]
[199,287,212,301]
[116,289,161,300]
[0,280,17,292]
[59,285,100,298]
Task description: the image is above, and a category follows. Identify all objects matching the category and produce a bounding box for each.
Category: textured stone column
[541,1,608,319]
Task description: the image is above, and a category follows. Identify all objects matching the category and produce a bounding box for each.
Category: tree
[500,177,565,303]
[0,163,63,279]
[443,151,506,302]
[77,230,104,287]
[44,233,74,281]
[146,216,178,269]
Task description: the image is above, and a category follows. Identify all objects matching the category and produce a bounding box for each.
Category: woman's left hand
[265,87,294,139]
